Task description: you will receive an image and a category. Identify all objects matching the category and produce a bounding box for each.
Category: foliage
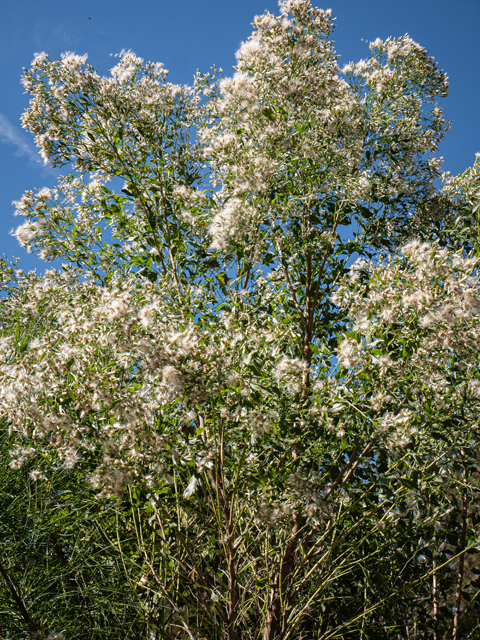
[2,1,480,638]
[0,426,154,639]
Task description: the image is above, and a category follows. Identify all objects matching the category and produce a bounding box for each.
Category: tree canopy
[2,1,480,638]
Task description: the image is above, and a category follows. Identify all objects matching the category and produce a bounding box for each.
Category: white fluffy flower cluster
[331,242,480,450]
[0,268,308,492]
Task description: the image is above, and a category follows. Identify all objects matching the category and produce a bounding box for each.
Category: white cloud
[0,110,43,166]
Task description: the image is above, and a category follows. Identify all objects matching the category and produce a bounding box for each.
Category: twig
[452,488,468,640]
[0,558,40,637]
[274,237,307,329]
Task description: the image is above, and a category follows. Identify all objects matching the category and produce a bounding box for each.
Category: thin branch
[152,576,196,640]
[307,202,345,338]
[274,236,307,329]
[153,166,182,290]
[263,511,303,640]
[0,558,40,637]
[433,550,438,640]
[109,143,170,278]
[452,487,468,640]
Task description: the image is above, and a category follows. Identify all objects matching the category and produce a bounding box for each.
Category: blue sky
[1,0,480,272]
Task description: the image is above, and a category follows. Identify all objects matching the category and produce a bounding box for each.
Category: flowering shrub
[2,2,480,639]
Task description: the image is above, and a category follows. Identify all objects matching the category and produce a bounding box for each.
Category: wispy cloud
[0,110,43,167]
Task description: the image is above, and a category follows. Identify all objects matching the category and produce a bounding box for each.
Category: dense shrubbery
[2,1,480,637]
